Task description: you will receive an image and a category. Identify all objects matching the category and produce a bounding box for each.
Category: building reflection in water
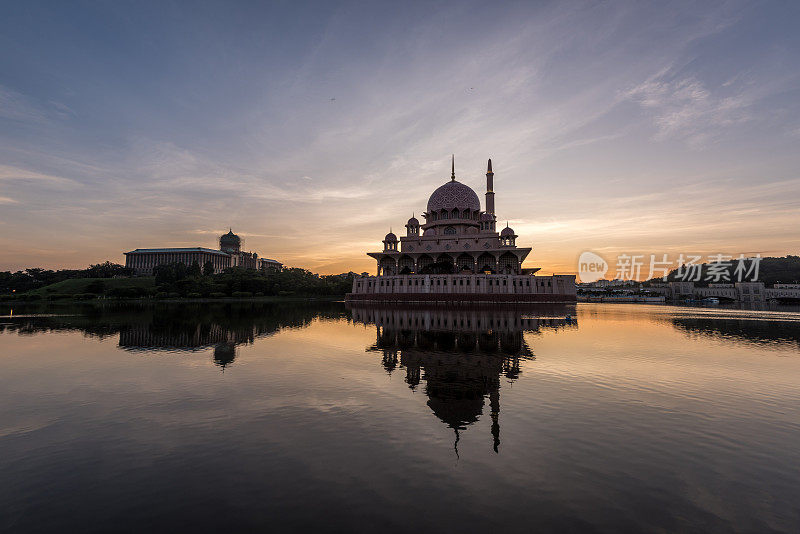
[118,318,255,370]
[349,304,577,455]
[670,313,800,349]
[0,302,346,370]
[116,302,347,369]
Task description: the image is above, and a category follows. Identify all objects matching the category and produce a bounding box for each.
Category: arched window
[437,254,454,266]
[398,255,414,273]
[451,208,460,219]
[477,252,495,273]
[417,254,433,270]
[457,253,473,272]
[380,257,397,275]
[444,226,456,235]
[440,209,449,220]
[499,252,518,273]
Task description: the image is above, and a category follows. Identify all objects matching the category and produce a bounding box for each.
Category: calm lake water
[1,301,799,533]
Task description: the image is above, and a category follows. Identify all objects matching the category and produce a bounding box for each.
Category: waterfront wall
[346,273,577,303]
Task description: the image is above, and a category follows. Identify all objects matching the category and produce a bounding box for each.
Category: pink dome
[427,180,481,213]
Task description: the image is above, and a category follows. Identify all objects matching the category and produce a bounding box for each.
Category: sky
[1,0,799,276]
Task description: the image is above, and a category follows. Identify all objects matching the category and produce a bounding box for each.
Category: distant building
[645,281,800,302]
[581,279,635,289]
[124,229,282,275]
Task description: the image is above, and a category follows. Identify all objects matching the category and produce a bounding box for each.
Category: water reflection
[350,304,577,454]
[671,313,800,348]
[2,302,800,532]
[1,301,347,369]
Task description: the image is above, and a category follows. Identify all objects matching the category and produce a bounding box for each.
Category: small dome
[501,226,515,236]
[407,216,419,226]
[427,180,481,213]
[384,232,397,241]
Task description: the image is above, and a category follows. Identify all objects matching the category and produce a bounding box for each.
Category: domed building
[219,229,242,254]
[347,157,576,302]
[124,228,282,275]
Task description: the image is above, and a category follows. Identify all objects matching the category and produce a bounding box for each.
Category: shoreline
[1,295,346,306]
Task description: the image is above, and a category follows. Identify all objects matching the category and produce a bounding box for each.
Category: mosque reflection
[349,304,577,454]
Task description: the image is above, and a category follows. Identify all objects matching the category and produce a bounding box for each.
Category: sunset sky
[1,1,799,275]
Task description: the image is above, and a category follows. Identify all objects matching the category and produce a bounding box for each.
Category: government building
[124,229,282,275]
[346,158,576,302]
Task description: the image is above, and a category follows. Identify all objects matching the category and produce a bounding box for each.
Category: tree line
[150,262,356,298]
[0,260,359,298]
[644,255,800,286]
[0,262,132,294]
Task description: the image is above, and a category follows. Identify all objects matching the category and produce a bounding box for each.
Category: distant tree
[174,262,188,281]
[188,261,202,278]
[650,254,800,286]
[86,280,106,294]
[87,261,131,278]
[203,261,215,276]
[154,264,175,285]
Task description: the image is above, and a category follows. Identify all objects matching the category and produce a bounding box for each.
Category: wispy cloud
[0,165,80,188]
[1,1,799,272]
[624,73,752,146]
[0,85,73,125]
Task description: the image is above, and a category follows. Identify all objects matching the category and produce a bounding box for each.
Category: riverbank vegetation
[0,262,358,301]
[643,255,800,286]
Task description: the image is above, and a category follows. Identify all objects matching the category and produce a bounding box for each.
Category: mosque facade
[347,158,576,302]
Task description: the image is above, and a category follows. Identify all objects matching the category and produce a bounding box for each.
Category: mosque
[346,158,576,302]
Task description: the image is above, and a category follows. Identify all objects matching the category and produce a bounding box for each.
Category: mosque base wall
[347,274,577,303]
[345,292,577,303]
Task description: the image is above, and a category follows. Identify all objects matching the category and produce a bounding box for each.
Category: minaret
[485,158,495,216]
[490,388,500,453]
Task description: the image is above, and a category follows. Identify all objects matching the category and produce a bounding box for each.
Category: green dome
[220,229,241,245]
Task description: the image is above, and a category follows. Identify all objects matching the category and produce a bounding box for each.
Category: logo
[578,251,608,283]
